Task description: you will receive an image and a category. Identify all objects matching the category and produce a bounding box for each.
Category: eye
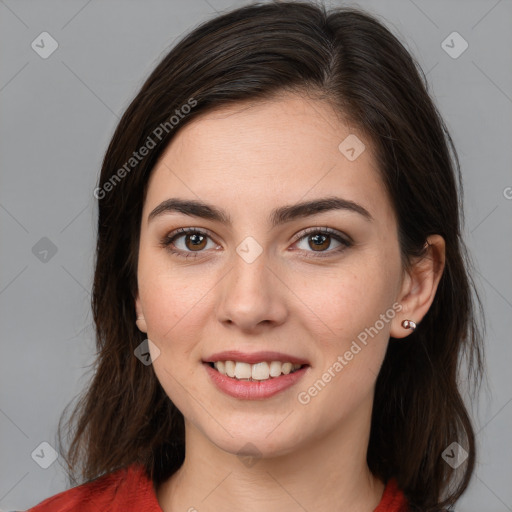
[160,226,352,259]
[160,227,218,258]
[292,227,352,258]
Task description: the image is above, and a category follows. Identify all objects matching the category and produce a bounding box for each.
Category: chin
[206,426,304,461]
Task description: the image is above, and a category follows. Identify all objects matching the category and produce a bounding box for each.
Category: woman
[27,2,485,511]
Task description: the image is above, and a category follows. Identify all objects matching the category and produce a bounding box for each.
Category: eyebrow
[147,196,373,227]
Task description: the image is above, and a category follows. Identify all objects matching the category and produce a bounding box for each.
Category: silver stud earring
[401,319,417,332]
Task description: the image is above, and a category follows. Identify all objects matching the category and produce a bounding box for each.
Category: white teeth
[281,362,293,375]
[235,362,252,379]
[269,361,282,377]
[252,362,269,380]
[225,360,236,378]
[212,360,303,380]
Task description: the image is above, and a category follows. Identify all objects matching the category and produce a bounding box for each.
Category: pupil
[311,233,328,250]
[189,234,204,246]
[184,233,207,251]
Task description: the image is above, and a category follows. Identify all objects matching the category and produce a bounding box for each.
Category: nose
[216,248,288,332]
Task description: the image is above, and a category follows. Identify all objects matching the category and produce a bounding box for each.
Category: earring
[401,319,417,332]
[135,314,146,332]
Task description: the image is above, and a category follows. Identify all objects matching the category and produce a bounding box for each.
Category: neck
[157,394,384,512]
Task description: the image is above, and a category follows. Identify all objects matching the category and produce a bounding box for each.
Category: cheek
[138,263,209,411]
[295,265,393,417]
[296,257,396,344]
[138,243,209,331]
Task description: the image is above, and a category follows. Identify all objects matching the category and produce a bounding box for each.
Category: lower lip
[203,363,309,400]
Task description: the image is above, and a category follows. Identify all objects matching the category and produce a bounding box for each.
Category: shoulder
[374,477,409,512]
[375,479,455,512]
[25,463,162,512]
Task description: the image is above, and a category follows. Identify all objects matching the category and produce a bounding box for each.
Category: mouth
[204,360,310,382]
[202,359,310,400]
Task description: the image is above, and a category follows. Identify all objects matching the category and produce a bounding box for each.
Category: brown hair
[57,2,485,510]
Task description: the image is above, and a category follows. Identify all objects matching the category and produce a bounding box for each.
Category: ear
[135,293,148,333]
[390,234,446,339]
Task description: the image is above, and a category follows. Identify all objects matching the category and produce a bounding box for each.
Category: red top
[26,463,408,511]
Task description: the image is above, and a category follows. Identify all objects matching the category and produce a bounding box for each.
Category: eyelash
[160,226,352,260]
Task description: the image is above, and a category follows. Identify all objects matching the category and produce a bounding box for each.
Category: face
[135,93,406,457]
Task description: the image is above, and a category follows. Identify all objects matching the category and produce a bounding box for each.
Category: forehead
[144,93,394,228]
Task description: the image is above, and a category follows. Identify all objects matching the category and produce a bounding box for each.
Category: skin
[134,92,445,512]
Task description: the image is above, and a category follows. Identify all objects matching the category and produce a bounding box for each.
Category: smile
[209,360,304,381]
[203,362,310,400]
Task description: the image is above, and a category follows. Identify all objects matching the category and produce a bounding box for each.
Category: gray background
[1,0,511,510]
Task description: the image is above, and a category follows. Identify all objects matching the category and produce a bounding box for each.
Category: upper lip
[203,350,310,366]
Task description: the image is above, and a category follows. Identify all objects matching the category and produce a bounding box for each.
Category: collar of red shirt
[27,463,408,512]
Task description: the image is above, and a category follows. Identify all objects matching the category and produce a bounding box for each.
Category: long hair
[56,3,485,510]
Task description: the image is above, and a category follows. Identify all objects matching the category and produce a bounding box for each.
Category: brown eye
[293,228,352,258]
[183,232,207,251]
[308,232,331,251]
[161,228,216,258]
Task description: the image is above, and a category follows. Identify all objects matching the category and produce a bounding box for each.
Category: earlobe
[390,235,446,339]
[135,295,148,333]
